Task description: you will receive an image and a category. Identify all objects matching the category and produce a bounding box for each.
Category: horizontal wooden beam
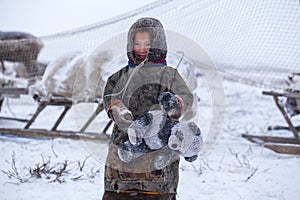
[0,87,28,94]
[241,134,300,144]
[0,128,109,142]
[0,116,29,123]
[262,91,300,99]
[264,144,300,155]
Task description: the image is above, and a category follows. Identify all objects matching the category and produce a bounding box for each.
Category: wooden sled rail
[242,134,300,155]
[0,128,110,142]
[264,144,300,155]
[262,91,300,99]
[0,87,28,94]
[0,116,29,123]
[0,94,113,141]
[0,87,28,98]
[241,134,300,145]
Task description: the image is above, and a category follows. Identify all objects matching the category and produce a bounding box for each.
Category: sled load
[0,31,44,77]
[0,32,112,141]
[0,31,44,111]
[242,73,300,155]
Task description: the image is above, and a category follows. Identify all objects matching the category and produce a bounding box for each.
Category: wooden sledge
[0,34,112,141]
[0,87,112,142]
[242,90,300,155]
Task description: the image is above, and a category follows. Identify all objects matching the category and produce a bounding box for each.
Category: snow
[1,78,300,200]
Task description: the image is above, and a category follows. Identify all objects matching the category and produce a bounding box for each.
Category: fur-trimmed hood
[127,17,167,65]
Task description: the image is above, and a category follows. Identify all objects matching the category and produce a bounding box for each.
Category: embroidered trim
[120,190,165,195]
[128,59,167,67]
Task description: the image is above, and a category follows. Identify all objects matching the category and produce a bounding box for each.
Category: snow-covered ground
[1,77,299,200]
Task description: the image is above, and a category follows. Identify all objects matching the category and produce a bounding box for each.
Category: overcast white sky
[0,0,156,36]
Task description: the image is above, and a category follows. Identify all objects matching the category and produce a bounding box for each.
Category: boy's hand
[109,101,133,132]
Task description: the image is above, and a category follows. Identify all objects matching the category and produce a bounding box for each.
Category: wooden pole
[241,133,300,144]
[24,102,47,129]
[273,96,299,139]
[0,128,109,142]
[51,105,71,131]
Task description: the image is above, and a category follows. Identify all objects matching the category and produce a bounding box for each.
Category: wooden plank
[268,125,300,132]
[264,144,300,155]
[41,97,98,106]
[42,98,73,106]
[262,91,300,99]
[0,128,110,142]
[241,134,300,145]
[0,116,29,123]
[0,87,28,95]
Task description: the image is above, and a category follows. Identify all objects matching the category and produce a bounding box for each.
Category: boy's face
[133,31,151,60]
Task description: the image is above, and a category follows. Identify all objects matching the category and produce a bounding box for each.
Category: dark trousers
[102,191,176,200]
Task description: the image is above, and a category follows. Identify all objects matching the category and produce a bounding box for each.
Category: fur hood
[127,17,167,64]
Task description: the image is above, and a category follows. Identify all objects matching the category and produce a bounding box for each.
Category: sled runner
[0,91,111,141]
[1,90,111,141]
[242,89,300,155]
